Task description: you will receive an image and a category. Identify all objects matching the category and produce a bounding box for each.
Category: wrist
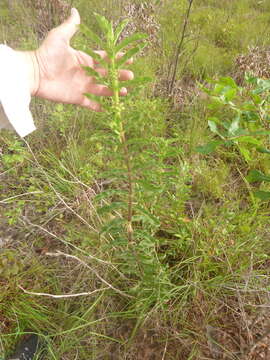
[15,50,40,96]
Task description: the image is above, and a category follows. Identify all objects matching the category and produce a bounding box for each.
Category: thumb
[56,8,81,43]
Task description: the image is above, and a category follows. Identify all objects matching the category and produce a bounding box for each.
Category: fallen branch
[19,285,109,298]
[0,191,43,204]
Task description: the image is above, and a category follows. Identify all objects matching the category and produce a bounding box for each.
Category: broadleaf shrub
[196,74,270,199]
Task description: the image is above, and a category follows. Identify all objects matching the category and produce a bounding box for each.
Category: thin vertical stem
[168,0,194,95]
[120,131,134,242]
[111,57,134,243]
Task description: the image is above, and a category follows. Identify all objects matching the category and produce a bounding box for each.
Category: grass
[1,0,270,359]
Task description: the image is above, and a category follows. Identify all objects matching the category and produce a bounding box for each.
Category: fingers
[77,50,134,81]
[120,87,128,96]
[85,84,128,97]
[76,48,132,112]
[89,84,113,97]
[81,83,127,113]
[81,87,127,112]
[93,50,133,65]
[96,68,134,81]
[77,50,133,66]
[81,97,102,112]
[76,50,95,68]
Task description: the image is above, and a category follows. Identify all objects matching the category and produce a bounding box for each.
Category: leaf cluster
[196,74,270,199]
[80,13,150,109]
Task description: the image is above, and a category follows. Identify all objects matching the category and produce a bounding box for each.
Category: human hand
[17,8,134,111]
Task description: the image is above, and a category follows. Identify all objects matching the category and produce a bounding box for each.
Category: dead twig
[19,285,109,298]
[0,191,43,204]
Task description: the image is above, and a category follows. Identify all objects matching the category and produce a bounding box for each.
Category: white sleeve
[0,45,36,137]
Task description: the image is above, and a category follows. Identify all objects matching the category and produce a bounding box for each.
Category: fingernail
[128,71,134,80]
[120,87,128,96]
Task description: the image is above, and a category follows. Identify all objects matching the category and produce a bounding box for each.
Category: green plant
[0,249,22,279]
[196,74,270,199]
[79,14,180,309]
[80,12,150,242]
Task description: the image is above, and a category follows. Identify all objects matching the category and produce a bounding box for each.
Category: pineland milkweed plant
[80,14,149,243]
[79,14,176,307]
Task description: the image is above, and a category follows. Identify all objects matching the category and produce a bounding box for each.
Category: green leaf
[116,45,145,68]
[238,146,251,162]
[236,136,261,145]
[254,78,270,93]
[80,24,104,47]
[219,77,238,89]
[137,180,163,193]
[250,130,270,136]
[228,116,240,135]
[84,92,102,103]
[256,147,270,155]
[134,206,160,227]
[100,218,125,235]
[207,98,223,110]
[84,48,107,68]
[251,93,262,105]
[97,202,126,215]
[246,170,270,183]
[208,118,225,138]
[208,120,219,134]
[195,140,224,154]
[224,88,237,102]
[253,87,268,95]
[115,33,148,53]
[107,21,114,44]
[93,14,114,46]
[197,82,212,95]
[99,169,126,179]
[95,189,124,201]
[82,65,103,82]
[213,84,224,95]
[245,72,258,84]
[242,102,257,111]
[114,19,129,44]
[254,190,270,200]
[84,93,109,111]
[94,13,111,34]
[242,109,260,123]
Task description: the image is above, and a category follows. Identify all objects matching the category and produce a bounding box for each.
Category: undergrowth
[1,1,270,359]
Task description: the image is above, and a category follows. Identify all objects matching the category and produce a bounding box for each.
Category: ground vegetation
[1,0,270,359]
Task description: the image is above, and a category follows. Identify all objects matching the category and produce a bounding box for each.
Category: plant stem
[120,131,134,242]
[168,0,194,95]
[111,59,134,243]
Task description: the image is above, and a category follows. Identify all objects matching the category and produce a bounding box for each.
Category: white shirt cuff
[0,44,36,137]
